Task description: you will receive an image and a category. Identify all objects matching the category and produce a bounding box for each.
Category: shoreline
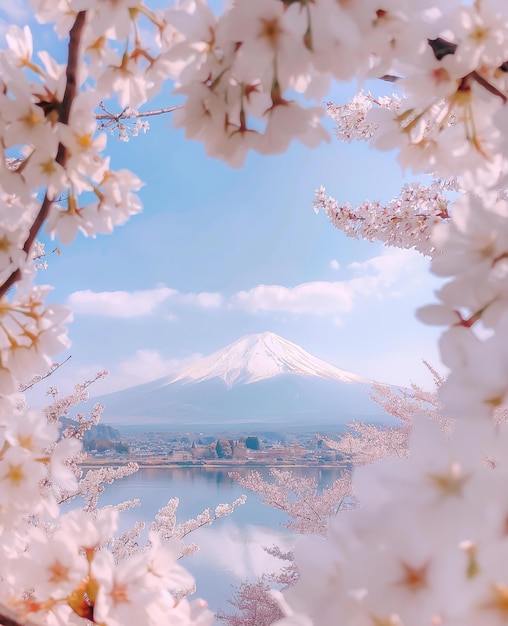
[79,459,350,470]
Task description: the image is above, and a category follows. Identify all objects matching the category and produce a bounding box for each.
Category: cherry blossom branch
[314,180,451,256]
[217,579,284,626]
[231,469,355,535]
[18,356,72,393]
[380,39,508,103]
[96,102,182,122]
[471,70,508,104]
[96,102,182,142]
[0,11,86,299]
[44,370,108,427]
[57,12,86,155]
[151,495,247,560]
[0,196,52,297]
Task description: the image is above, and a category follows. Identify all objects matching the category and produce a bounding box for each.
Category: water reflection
[97,466,344,614]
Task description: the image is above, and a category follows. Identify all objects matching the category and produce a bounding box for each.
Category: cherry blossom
[7,1,508,625]
[217,579,284,626]
[314,178,452,256]
[232,468,355,536]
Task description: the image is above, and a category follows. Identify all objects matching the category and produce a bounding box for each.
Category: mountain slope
[169,331,367,387]
[98,332,386,426]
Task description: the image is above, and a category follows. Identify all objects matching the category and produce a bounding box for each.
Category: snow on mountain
[97,332,385,425]
[168,331,367,387]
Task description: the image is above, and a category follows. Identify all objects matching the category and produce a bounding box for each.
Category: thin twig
[18,355,72,392]
[379,74,400,83]
[471,70,508,103]
[95,104,182,120]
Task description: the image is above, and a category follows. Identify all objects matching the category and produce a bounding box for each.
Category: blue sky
[3,3,446,402]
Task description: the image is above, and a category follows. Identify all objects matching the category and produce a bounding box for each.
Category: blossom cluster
[167,0,508,176]
[151,495,247,559]
[418,188,508,420]
[275,418,508,626]
[232,468,355,536]
[0,399,80,529]
[169,0,440,166]
[0,374,219,626]
[0,2,232,624]
[325,92,401,144]
[4,508,208,626]
[272,2,508,624]
[314,179,453,257]
[217,578,284,626]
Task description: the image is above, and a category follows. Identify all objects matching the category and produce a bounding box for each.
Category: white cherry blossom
[17,528,88,599]
[4,26,35,70]
[7,2,508,626]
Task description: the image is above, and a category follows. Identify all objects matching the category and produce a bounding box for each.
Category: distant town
[81,423,349,468]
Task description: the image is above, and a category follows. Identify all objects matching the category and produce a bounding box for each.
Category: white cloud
[330,259,340,270]
[107,349,203,391]
[196,521,295,580]
[181,292,223,309]
[66,250,431,322]
[38,350,204,399]
[231,281,356,315]
[349,247,416,281]
[231,248,428,316]
[349,247,435,298]
[68,286,223,317]
[68,287,177,317]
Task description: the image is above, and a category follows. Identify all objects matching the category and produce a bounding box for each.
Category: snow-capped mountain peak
[168,331,367,387]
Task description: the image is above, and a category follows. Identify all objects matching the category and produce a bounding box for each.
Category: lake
[96,466,344,616]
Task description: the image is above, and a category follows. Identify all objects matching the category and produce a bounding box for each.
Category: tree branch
[18,355,72,392]
[96,104,182,121]
[471,70,508,103]
[0,11,86,299]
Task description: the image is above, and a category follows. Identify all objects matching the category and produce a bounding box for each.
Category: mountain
[169,331,366,387]
[83,424,121,441]
[97,332,390,427]
[58,419,121,441]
